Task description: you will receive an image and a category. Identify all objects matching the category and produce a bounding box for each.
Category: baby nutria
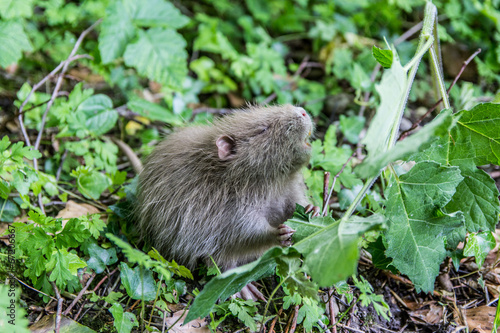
[136,104,315,300]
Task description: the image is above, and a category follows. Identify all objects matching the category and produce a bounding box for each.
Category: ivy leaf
[464,232,496,268]
[294,214,386,287]
[109,303,139,333]
[119,263,157,301]
[84,241,118,274]
[99,0,137,64]
[123,28,187,89]
[73,169,110,200]
[356,109,453,178]
[77,94,118,136]
[0,199,20,221]
[361,59,407,157]
[0,21,33,67]
[384,162,465,293]
[372,46,393,68]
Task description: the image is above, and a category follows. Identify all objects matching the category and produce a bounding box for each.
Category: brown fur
[135,104,313,270]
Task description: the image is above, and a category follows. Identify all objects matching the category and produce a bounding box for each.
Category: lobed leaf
[0,21,33,68]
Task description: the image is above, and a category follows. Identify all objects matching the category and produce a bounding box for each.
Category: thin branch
[63,272,96,316]
[398,48,481,141]
[321,152,356,216]
[9,273,57,301]
[51,281,64,333]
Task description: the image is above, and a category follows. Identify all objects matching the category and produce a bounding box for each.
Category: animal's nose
[296,107,308,118]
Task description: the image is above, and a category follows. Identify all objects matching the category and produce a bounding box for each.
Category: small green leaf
[0,199,20,222]
[119,263,157,301]
[372,46,393,69]
[464,232,496,268]
[75,170,110,200]
[85,241,118,274]
[339,115,365,144]
[109,303,139,333]
[77,94,117,136]
[127,98,183,125]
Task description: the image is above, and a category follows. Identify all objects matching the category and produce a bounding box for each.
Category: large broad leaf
[0,21,33,67]
[77,94,118,135]
[123,28,187,88]
[361,60,407,156]
[184,247,283,323]
[384,161,465,293]
[293,214,386,287]
[356,109,454,178]
[412,103,500,233]
[76,170,110,200]
[109,304,139,333]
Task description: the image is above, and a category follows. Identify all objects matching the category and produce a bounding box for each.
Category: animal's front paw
[277,224,295,246]
[305,204,321,217]
[234,283,266,301]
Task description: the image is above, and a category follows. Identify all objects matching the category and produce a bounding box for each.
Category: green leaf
[119,263,157,301]
[77,94,117,136]
[109,303,139,333]
[123,28,188,88]
[184,247,284,323]
[372,46,393,69]
[361,59,407,156]
[294,214,386,287]
[339,115,365,144]
[366,236,397,273]
[85,241,118,274]
[127,98,183,125]
[129,0,190,28]
[0,21,33,67]
[285,205,333,243]
[0,199,19,222]
[99,0,137,64]
[75,170,110,200]
[46,249,76,289]
[356,109,454,178]
[0,0,33,19]
[384,162,465,293]
[55,218,91,248]
[464,232,496,268]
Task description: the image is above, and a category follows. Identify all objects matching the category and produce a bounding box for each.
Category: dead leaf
[56,200,100,225]
[465,306,495,333]
[30,313,95,332]
[409,303,443,325]
[164,310,209,333]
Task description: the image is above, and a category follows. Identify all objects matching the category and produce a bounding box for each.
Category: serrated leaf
[412,103,500,233]
[384,162,465,293]
[77,94,117,135]
[0,21,33,67]
[372,46,393,68]
[128,0,189,28]
[99,1,137,63]
[124,28,187,89]
[55,218,91,248]
[109,303,139,333]
[119,263,157,301]
[0,0,33,19]
[356,109,454,178]
[294,214,386,286]
[47,249,75,289]
[127,98,183,125]
[285,205,334,242]
[361,60,407,156]
[464,231,496,267]
[184,247,284,323]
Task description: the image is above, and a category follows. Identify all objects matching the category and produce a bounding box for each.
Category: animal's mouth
[304,130,312,148]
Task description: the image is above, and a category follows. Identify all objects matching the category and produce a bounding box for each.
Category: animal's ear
[216,135,236,160]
